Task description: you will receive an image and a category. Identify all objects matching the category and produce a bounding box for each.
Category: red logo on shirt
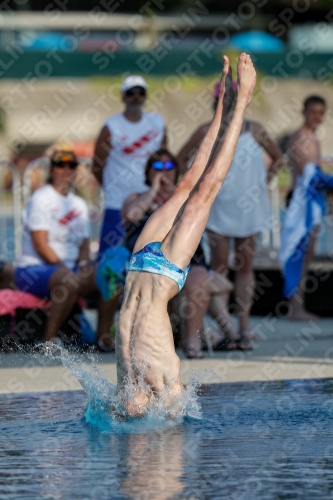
[122,130,159,154]
[59,209,82,225]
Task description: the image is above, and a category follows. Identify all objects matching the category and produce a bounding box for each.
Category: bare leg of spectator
[208,272,252,350]
[207,270,235,339]
[77,266,117,351]
[206,233,236,347]
[207,231,230,275]
[96,294,119,351]
[209,294,235,339]
[207,231,254,344]
[182,266,211,359]
[43,269,79,342]
[289,226,320,321]
[234,235,257,338]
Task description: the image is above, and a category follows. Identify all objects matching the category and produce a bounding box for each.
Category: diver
[115,53,257,418]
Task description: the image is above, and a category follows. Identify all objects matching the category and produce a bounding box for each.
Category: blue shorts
[98,209,125,258]
[15,265,60,299]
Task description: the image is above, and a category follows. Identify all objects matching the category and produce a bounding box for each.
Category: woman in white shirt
[15,150,114,351]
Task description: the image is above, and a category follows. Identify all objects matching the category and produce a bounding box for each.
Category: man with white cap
[93,75,167,256]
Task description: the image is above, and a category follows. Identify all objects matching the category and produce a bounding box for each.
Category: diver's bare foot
[217,55,230,102]
[237,53,256,107]
[223,57,236,109]
[288,309,322,322]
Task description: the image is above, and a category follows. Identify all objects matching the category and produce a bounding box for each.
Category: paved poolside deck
[1,315,333,394]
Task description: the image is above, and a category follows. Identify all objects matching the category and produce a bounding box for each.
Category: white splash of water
[40,343,204,433]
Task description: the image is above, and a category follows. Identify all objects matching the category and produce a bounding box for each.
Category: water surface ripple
[1,379,333,499]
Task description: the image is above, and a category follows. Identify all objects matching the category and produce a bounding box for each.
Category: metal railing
[0,161,22,262]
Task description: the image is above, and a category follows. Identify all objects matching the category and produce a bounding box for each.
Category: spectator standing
[280,95,329,320]
[178,81,283,340]
[92,75,167,255]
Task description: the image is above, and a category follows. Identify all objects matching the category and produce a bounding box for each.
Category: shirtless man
[286,95,326,321]
[287,95,326,192]
[115,53,256,418]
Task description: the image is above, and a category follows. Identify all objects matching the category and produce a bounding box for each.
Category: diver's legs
[161,55,256,270]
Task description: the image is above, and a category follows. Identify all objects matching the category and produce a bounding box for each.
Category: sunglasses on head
[52,160,78,170]
[125,87,146,97]
[151,161,176,171]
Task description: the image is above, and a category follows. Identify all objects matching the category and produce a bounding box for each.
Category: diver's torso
[116,271,180,389]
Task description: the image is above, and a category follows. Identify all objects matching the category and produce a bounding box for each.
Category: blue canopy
[21,32,65,51]
[230,31,285,53]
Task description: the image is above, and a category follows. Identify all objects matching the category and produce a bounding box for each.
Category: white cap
[121,75,148,93]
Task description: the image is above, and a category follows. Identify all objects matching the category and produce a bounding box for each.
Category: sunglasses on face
[125,87,146,97]
[52,161,78,170]
[151,161,176,171]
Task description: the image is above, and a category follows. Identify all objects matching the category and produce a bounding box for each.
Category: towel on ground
[279,162,333,298]
[0,290,86,316]
[0,290,50,316]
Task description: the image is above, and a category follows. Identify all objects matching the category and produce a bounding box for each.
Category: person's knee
[207,233,229,271]
[176,173,193,193]
[49,270,80,301]
[197,173,219,201]
[236,266,253,278]
[62,270,81,290]
[187,265,209,288]
[185,266,208,290]
[209,270,234,294]
[234,251,253,275]
[184,266,210,308]
[76,274,93,296]
[185,177,217,216]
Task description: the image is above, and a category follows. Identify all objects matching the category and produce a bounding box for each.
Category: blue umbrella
[230,31,285,53]
[21,32,65,51]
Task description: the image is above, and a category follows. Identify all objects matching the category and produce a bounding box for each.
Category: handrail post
[0,160,22,260]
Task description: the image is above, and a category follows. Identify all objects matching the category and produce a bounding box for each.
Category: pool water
[1,379,333,499]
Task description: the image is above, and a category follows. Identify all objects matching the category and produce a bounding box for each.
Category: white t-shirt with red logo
[17,184,90,269]
[103,112,165,209]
